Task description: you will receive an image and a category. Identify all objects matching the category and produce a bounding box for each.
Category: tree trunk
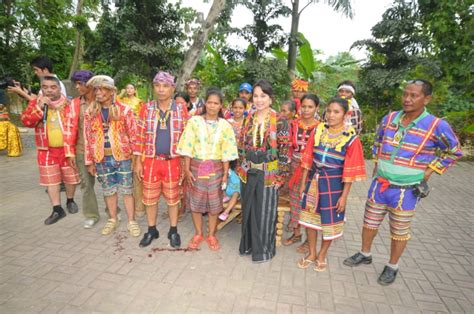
[287,0,300,77]
[68,0,84,79]
[175,0,226,91]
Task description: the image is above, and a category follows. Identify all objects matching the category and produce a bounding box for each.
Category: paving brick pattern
[0,137,472,313]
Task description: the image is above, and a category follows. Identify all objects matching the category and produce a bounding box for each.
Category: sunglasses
[406,80,425,86]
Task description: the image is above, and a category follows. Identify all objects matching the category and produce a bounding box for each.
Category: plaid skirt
[187,159,223,214]
[299,166,345,240]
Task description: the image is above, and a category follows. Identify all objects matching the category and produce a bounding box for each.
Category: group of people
[14,55,463,286]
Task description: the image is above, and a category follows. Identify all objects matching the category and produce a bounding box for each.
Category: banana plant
[272,32,321,81]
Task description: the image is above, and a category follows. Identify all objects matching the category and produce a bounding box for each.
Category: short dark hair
[326,97,349,114]
[407,79,433,96]
[301,93,320,107]
[41,75,60,86]
[337,80,356,92]
[229,159,238,170]
[253,80,274,98]
[174,92,190,104]
[204,87,223,103]
[231,97,247,108]
[30,56,53,73]
[281,100,296,112]
[201,87,224,118]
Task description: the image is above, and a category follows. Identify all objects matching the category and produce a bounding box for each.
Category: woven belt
[249,161,264,170]
[154,154,172,160]
[388,183,417,189]
[104,147,113,156]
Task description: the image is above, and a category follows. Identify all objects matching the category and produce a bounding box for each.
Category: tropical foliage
[1,0,471,143]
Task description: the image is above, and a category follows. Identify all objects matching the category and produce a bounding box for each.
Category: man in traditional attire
[344,79,463,285]
[134,71,188,248]
[21,76,80,224]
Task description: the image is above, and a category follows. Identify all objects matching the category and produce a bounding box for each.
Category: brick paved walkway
[0,140,472,313]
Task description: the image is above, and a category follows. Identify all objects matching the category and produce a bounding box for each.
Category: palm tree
[287,0,354,76]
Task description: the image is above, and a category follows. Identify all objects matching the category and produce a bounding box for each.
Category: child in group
[174,92,191,115]
[336,80,363,135]
[227,97,247,138]
[280,100,297,121]
[278,99,298,198]
[218,160,240,221]
[173,92,192,220]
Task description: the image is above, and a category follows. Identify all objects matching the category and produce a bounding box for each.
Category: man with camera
[5,77,35,102]
[20,76,80,225]
[343,79,463,285]
[7,56,67,102]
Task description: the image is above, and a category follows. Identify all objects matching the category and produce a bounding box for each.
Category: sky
[177,0,394,61]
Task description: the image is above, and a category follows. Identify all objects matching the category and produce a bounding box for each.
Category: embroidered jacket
[135,101,188,158]
[63,97,82,157]
[373,110,462,175]
[84,102,137,165]
[20,98,72,150]
[236,109,290,186]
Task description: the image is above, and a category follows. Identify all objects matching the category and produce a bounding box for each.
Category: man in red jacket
[21,76,80,225]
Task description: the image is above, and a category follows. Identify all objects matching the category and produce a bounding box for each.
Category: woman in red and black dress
[284,94,320,250]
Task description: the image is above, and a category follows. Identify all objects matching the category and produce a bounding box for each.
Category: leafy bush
[359,132,375,159]
[444,111,474,145]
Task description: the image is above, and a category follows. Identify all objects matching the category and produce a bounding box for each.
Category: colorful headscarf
[71,70,94,83]
[185,78,200,88]
[87,75,116,90]
[153,71,176,87]
[337,84,356,95]
[291,79,309,92]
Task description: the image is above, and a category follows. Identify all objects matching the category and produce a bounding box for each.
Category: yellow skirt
[0,121,22,157]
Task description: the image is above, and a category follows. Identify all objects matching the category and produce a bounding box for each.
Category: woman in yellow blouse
[117,84,143,117]
[177,88,238,251]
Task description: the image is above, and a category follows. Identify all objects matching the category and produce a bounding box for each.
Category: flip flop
[188,235,204,249]
[218,212,229,221]
[283,233,302,246]
[206,236,220,251]
[297,257,315,269]
[296,240,309,253]
[314,259,328,272]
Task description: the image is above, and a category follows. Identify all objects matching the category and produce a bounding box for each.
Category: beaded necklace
[156,101,172,130]
[313,121,356,153]
[293,118,318,152]
[252,111,270,148]
[100,106,110,130]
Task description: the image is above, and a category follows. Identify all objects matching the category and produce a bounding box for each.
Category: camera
[413,180,430,198]
[0,77,16,89]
